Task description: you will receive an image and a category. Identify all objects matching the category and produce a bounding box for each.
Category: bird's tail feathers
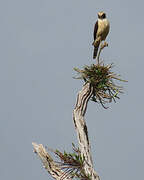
[93,46,99,59]
[93,39,101,59]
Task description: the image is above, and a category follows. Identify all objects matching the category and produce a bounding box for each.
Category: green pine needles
[74,62,127,109]
[53,143,91,180]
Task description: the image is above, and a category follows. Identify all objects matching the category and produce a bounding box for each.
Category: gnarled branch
[32,142,72,180]
[73,83,100,180]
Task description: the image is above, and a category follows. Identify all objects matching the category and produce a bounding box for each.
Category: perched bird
[92,12,110,59]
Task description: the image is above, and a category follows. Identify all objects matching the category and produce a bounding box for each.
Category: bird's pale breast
[97,19,110,41]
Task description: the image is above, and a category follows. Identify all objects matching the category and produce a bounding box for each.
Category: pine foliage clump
[74,62,127,108]
[51,144,91,180]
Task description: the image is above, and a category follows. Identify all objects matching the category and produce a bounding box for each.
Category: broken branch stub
[32,142,73,180]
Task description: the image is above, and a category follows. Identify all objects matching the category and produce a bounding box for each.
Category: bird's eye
[102,14,106,18]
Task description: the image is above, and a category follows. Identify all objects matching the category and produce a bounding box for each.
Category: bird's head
[98,11,106,19]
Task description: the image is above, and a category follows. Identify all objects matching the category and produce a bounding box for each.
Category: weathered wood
[73,83,100,180]
[32,143,72,180]
[32,83,100,180]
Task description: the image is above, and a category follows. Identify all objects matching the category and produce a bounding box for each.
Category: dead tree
[32,43,127,180]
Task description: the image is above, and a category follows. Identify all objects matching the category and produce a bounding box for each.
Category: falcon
[92,12,110,59]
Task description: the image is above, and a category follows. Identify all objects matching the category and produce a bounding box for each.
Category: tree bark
[32,142,72,180]
[73,83,100,180]
[32,82,100,180]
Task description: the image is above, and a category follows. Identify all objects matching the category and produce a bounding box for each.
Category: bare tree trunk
[32,82,100,180]
[73,82,100,180]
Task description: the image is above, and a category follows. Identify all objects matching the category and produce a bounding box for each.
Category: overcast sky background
[0,0,144,180]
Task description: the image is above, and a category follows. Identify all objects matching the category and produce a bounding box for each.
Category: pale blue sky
[0,0,144,180]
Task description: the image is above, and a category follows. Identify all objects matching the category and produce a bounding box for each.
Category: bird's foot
[104,41,108,47]
[100,41,108,49]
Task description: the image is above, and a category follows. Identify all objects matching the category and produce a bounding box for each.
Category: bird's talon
[104,41,108,47]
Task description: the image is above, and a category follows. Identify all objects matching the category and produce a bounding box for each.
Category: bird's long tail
[93,39,101,59]
[93,46,99,59]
